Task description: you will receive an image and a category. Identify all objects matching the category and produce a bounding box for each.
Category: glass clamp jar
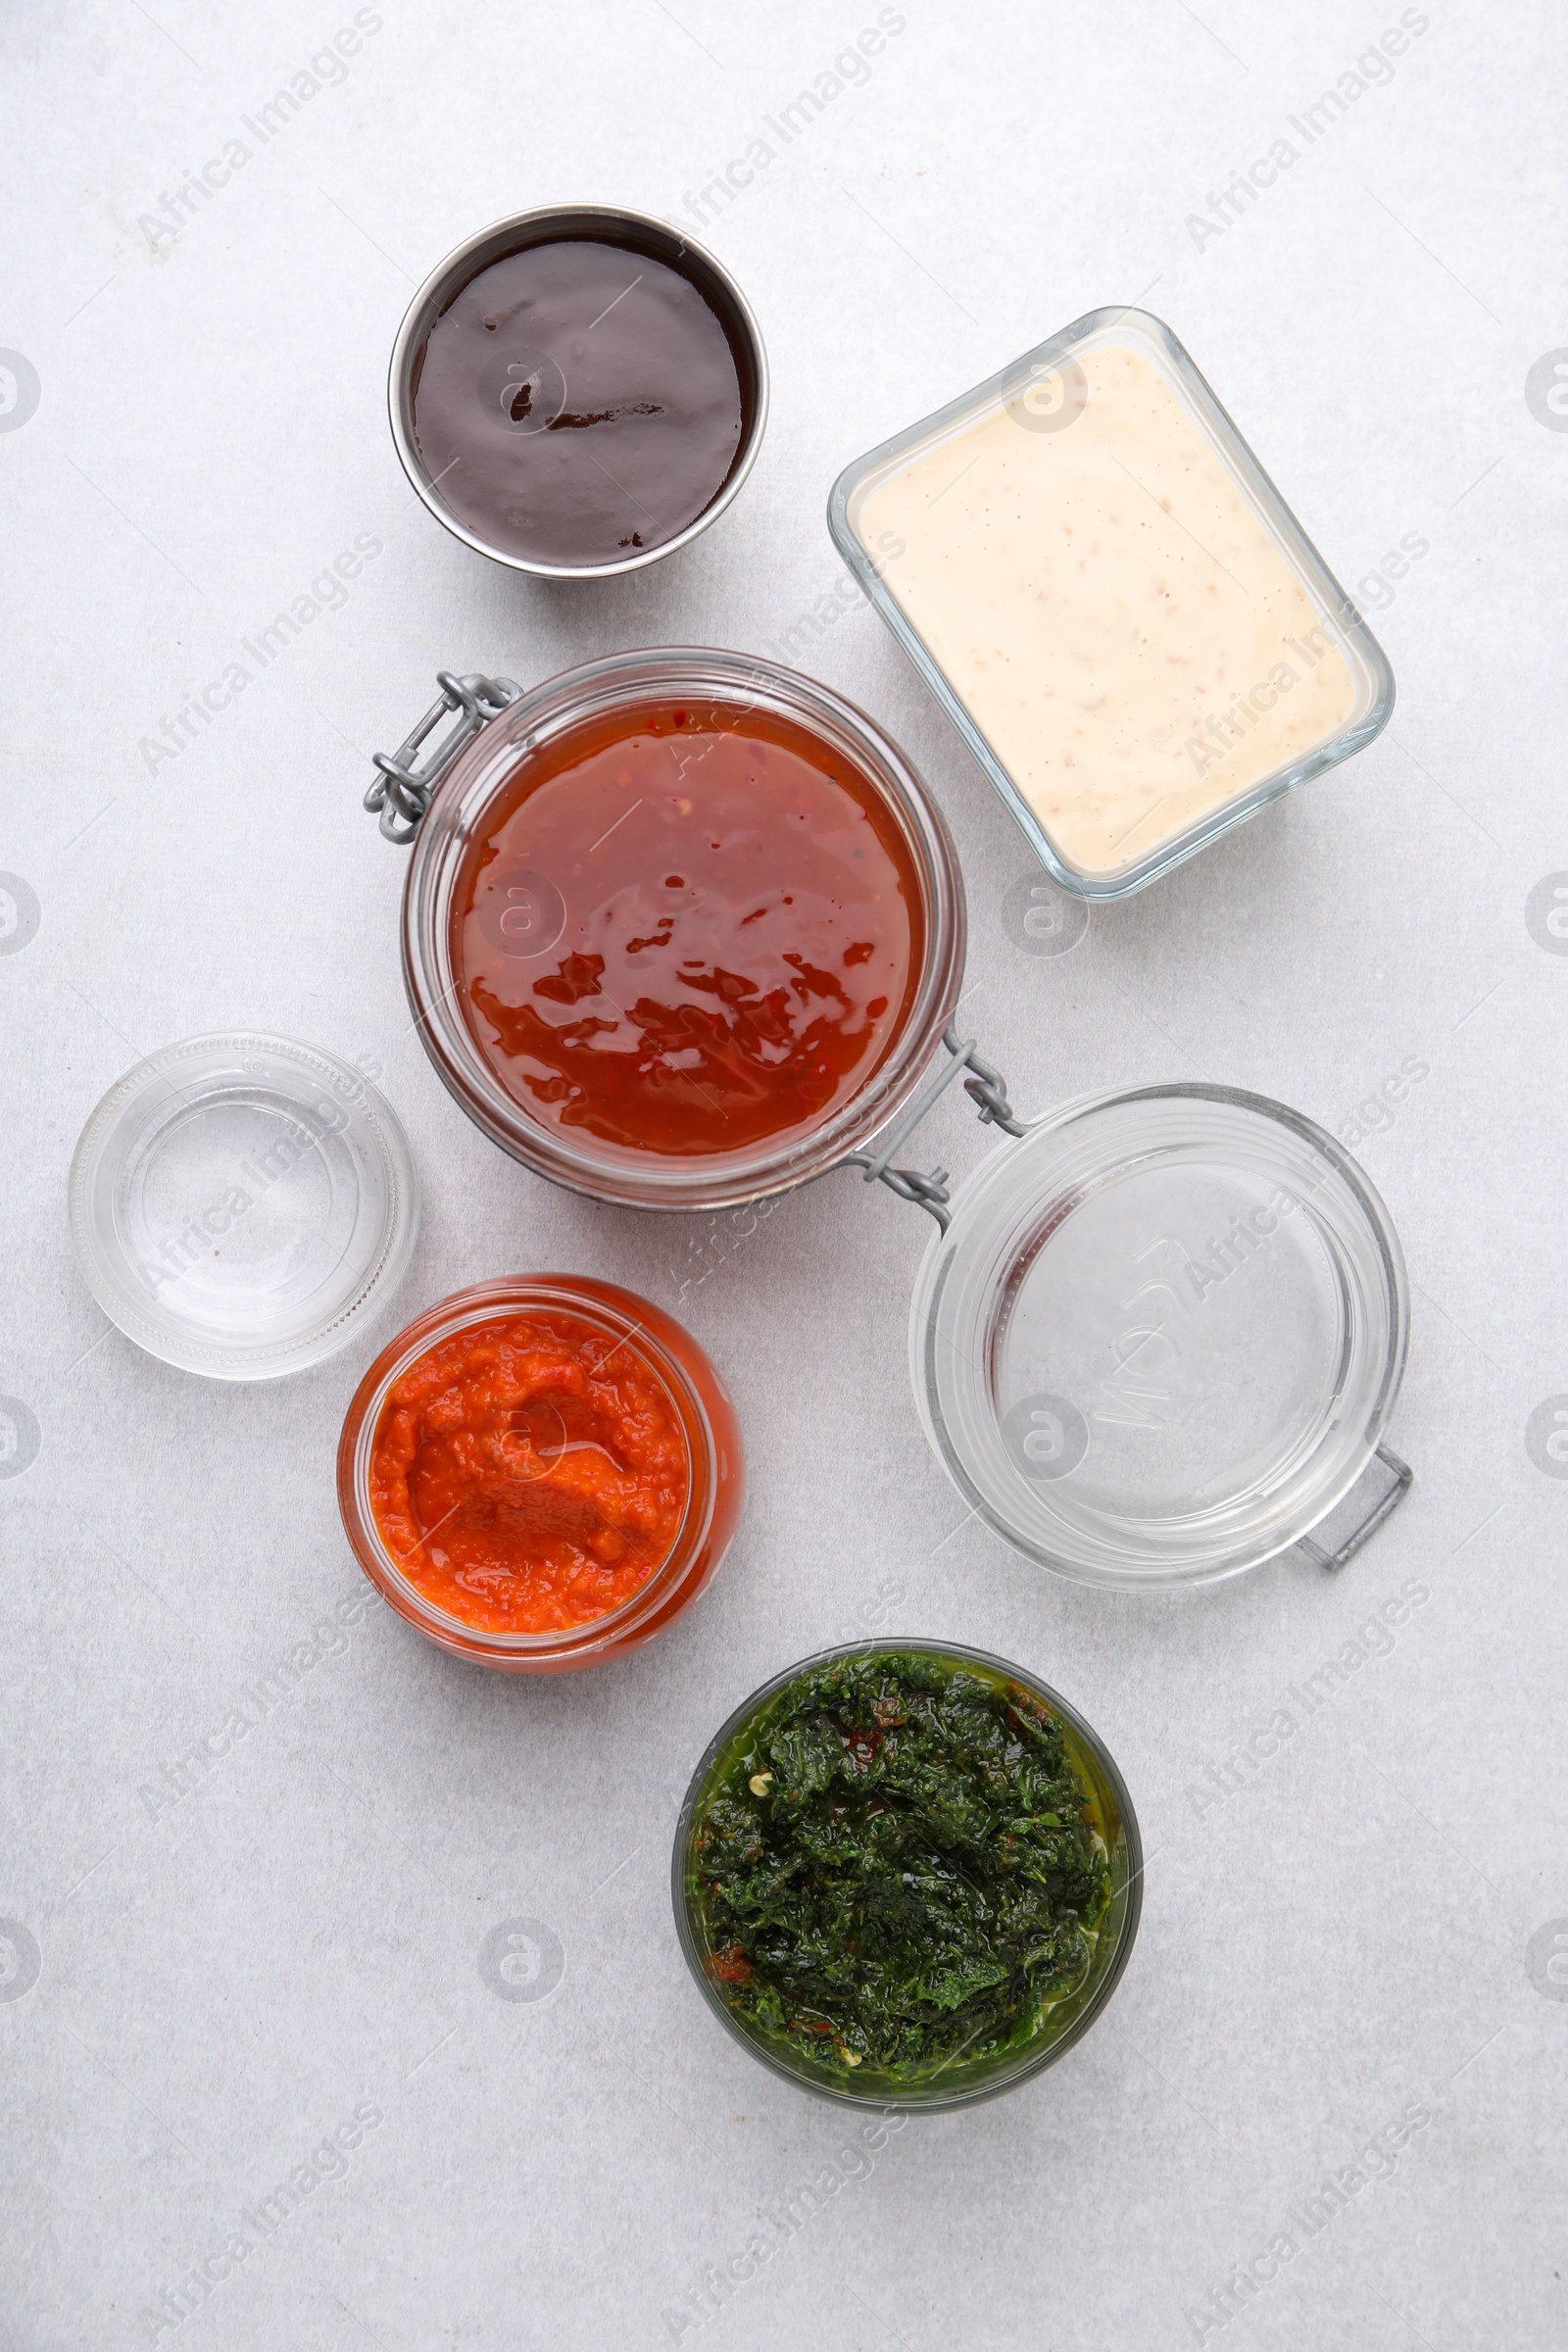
[363,650,994,1216]
[364,663,1412,1592]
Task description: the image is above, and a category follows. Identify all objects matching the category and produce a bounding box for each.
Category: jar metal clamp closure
[838,1025,1025,1229]
[366,669,1020,1226]
[365,671,522,845]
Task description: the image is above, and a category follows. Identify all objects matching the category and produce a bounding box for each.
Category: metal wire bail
[840,1025,1026,1229]
[364,670,522,845]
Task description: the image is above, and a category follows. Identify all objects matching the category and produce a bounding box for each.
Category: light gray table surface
[3,4,1564,2346]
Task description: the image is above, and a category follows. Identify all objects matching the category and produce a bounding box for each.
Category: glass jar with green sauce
[672,1641,1142,2110]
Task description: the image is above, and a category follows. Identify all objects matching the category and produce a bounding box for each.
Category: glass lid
[68,1034,420,1381]
[826,307,1394,902]
[908,1084,1409,1587]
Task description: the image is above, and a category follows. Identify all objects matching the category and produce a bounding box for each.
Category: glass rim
[337,1275,723,1657]
[827,304,1396,902]
[399,646,967,1211]
[671,1636,1145,2112]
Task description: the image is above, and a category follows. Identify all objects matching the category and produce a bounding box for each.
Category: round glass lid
[908,1084,1409,1588]
[69,1035,420,1381]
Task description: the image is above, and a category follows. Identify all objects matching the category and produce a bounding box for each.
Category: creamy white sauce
[858,342,1360,877]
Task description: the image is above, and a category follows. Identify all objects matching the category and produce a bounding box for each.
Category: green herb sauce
[690,1650,1113,2081]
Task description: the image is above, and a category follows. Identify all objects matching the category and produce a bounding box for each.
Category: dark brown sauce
[411,236,749,566]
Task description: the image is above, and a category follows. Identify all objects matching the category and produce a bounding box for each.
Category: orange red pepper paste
[368,1311,690,1634]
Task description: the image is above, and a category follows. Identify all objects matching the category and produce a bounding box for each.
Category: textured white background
[2,3,1564,2346]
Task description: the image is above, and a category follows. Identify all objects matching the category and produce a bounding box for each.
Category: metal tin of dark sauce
[391,206,768,578]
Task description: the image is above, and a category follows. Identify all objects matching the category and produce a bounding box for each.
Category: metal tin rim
[387,204,769,580]
[671,1638,1144,2111]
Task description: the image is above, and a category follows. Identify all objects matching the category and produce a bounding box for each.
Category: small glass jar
[388,648,965,1212]
[336,1276,744,1671]
[69,1033,419,1380]
[672,1640,1143,2111]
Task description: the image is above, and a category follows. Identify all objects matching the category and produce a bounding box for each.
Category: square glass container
[828,308,1395,899]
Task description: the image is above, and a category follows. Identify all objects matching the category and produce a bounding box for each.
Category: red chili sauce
[368,1311,690,1634]
[450,701,924,1158]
